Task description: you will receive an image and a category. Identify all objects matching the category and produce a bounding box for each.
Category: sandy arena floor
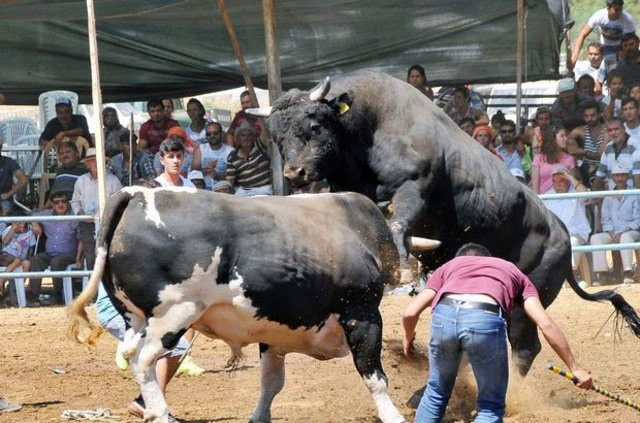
[1,284,640,422]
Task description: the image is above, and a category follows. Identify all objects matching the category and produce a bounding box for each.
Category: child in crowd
[0,222,35,304]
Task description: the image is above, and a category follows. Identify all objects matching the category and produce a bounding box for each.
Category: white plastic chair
[0,118,37,145]
[0,266,26,308]
[37,90,79,131]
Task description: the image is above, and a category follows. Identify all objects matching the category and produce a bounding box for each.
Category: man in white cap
[187,170,205,190]
[590,162,640,285]
[39,97,92,149]
[551,78,592,130]
[543,166,592,285]
[71,148,122,269]
[226,122,272,197]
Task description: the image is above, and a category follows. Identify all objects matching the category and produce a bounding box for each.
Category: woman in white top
[184,98,209,145]
[154,137,196,188]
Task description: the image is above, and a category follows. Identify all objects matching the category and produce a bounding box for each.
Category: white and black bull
[69,187,413,423]
[249,70,640,377]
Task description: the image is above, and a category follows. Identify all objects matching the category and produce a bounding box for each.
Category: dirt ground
[2,285,640,423]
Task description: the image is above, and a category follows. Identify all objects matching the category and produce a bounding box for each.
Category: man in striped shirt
[226,122,272,197]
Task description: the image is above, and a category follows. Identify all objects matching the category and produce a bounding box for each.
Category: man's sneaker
[0,398,21,413]
[623,270,635,284]
[175,355,205,377]
[115,342,129,371]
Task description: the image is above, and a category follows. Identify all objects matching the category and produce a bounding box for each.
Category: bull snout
[283,163,308,187]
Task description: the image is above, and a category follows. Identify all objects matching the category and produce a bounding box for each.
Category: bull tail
[67,188,137,346]
[565,263,640,337]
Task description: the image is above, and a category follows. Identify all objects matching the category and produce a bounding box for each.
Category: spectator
[622,97,640,145]
[153,126,198,177]
[542,167,591,284]
[106,130,156,187]
[551,78,591,130]
[184,98,209,145]
[0,222,35,304]
[155,138,195,188]
[458,117,475,137]
[600,70,625,120]
[0,142,28,216]
[71,148,122,269]
[573,41,607,94]
[495,120,524,174]
[523,107,553,155]
[629,82,640,101]
[566,103,607,186]
[49,141,88,203]
[28,191,82,305]
[590,162,640,285]
[226,122,272,197]
[138,99,179,154]
[226,90,262,147]
[102,106,127,158]
[406,64,434,100]
[570,0,636,72]
[443,87,480,123]
[618,32,640,63]
[576,74,603,103]
[593,117,640,190]
[187,170,205,189]
[472,125,502,160]
[617,49,640,88]
[490,110,506,142]
[162,99,174,119]
[39,97,92,149]
[402,243,593,423]
[192,121,234,193]
[532,126,578,194]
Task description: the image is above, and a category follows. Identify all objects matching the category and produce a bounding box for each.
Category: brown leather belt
[439,296,503,316]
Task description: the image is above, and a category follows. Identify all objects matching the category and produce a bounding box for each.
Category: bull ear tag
[338,102,350,115]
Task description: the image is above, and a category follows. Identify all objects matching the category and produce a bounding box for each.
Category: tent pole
[263,0,282,102]
[262,0,285,195]
[85,0,107,215]
[217,0,259,107]
[516,0,524,131]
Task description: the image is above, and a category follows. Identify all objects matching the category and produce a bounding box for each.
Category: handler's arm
[523,296,594,389]
[402,288,437,356]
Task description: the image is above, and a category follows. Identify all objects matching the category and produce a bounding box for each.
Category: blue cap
[55,97,72,107]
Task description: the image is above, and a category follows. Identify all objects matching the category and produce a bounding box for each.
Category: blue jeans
[416,303,508,423]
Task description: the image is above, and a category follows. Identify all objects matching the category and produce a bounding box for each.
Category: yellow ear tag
[338,102,350,115]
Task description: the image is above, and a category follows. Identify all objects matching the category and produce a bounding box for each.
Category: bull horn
[245,107,272,117]
[309,76,331,101]
[409,236,441,251]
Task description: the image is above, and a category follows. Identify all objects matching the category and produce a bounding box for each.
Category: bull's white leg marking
[250,348,285,423]
[132,336,170,423]
[363,373,406,423]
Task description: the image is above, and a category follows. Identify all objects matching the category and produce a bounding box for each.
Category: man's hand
[0,193,11,200]
[571,368,594,390]
[612,232,622,243]
[403,332,416,357]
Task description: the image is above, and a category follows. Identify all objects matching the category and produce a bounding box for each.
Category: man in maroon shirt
[138,98,179,154]
[403,242,593,422]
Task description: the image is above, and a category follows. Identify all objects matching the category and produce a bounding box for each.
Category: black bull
[251,70,640,376]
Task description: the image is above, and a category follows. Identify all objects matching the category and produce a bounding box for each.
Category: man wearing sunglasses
[192,121,234,193]
[27,191,82,306]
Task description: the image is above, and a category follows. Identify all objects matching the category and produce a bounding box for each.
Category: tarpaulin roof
[0,0,573,105]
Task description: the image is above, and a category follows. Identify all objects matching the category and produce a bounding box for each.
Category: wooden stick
[128,113,133,186]
[548,364,640,412]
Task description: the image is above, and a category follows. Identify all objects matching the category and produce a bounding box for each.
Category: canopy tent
[0,0,573,105]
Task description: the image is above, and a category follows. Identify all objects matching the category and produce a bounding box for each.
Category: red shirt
[139,118,179,154]
[426,255,539,315]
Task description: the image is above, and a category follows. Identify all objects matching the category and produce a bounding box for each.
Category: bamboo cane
[548,364,640,412]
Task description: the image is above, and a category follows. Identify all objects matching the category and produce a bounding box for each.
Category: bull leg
[341,309,406,423]
[249,343,285,423]
[507,307,542,376]
[389,180,427,284]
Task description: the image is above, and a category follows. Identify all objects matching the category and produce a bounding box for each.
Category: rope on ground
[61,408,120,420]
